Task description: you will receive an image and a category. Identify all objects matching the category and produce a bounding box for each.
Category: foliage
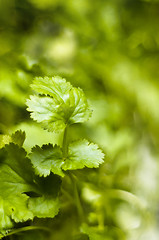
[0,0,159,239]
[0,77,104,239]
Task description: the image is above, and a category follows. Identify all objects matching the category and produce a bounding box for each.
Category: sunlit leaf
[29,144,64,177]
[26,76,92,132]
[63,139,105,170]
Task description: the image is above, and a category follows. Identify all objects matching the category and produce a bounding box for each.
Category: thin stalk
[62,126,68,158]
[62,125,84,221]
[61,187,74,202]
[70,173,84,222]
[4,226,52,238]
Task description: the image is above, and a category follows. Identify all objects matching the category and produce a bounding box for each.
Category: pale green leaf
[26,76,92,132]
[31,76,72,102]
[62,140,105,170]
[29,140,104,177]
[26,95,66,132]
[29,144,64,177]
[64,87,92,125]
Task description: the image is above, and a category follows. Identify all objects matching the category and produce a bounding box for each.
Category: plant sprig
[0,76,105,238]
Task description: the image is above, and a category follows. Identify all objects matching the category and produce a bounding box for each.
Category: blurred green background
[0,0,159,239]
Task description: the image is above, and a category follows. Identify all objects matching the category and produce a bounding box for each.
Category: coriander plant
[0,76,104,239]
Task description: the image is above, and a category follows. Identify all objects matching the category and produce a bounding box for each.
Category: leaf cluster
[0,77,104,238]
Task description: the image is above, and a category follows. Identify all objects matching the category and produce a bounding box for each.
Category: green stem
[62,126,68,158]
[61,187,74,202]
[4,226,52,238]
[70,173,84,222]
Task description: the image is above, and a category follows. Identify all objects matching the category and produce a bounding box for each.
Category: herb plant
[0,76,104,239]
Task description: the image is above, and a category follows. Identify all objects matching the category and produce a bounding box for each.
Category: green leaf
[0,144,35,231]
[0,144,61,233]
[26,95,66,132]
[31,76,72,102]
[29,144,64,177]
[0,135,12,149]
[29,140,104,177]
[28,174,61,218]
[65,87,92,125]
[26,76,92,132]
[62,140,105,170]
[11,130,26,147]
[0,131,26,149]
[28,196,60,218]
[29,140,104,178]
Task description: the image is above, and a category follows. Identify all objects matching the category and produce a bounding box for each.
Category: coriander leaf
[28,196,60,218]
[26,95,66,132]
[62,140,105,170]
[65,87,92,125]
[0,144,35,230]
[0,135,12,149]
[11,130,26,147]
[31,76,72,102]
[29,144,64,177]
[28,173,61,218]
[0,144,61,233]
[29,140,104,177]
[0,131,26,149]
[26,76,92,132]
